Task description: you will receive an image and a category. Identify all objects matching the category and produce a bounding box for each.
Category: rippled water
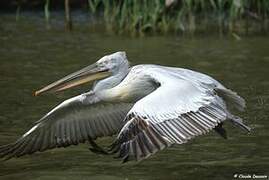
[0,13,269,180]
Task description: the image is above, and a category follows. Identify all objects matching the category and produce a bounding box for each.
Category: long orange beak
[34,63,111,96]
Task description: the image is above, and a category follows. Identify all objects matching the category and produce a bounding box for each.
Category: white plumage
[0,52,250,162]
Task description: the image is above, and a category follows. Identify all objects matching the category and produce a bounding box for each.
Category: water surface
[0,13,268,180]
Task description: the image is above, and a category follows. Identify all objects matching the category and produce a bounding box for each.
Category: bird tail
[216,88,246,112]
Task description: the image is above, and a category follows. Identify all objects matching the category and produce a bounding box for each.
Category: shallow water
[0,13,269,180]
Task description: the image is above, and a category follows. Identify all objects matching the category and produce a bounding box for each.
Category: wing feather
[109,67,249,162]
[0,91,132,159]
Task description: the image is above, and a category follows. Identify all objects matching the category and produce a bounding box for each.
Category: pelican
[0,51,250,162]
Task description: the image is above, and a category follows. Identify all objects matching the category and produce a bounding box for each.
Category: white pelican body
[0,52,250,162]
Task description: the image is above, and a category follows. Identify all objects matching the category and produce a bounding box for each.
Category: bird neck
[93,68,129,92]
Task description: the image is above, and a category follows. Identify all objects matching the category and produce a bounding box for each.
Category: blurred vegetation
[2,0,269,36]
[87,0,269,36]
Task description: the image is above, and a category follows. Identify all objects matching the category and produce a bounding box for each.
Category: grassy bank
[11,0,269,36]
[87,0,269,36]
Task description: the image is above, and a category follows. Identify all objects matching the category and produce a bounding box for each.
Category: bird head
[96,51,129,75]
[34,51,129,96]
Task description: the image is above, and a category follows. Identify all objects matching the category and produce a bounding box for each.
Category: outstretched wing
[0,91,132,159]
[109,68,248,162]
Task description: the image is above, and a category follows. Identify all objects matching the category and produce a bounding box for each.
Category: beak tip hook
[33,91,39,97]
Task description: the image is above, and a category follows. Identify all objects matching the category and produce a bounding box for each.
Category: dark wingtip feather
[0,143,16,160]
[230,116,251,133]
[88,139,109,155]
[89,147,109,155]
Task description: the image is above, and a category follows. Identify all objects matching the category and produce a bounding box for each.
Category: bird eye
[101,60,108,65]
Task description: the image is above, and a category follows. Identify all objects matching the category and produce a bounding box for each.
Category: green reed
[87,0,269,36]
[44,0,50,29]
